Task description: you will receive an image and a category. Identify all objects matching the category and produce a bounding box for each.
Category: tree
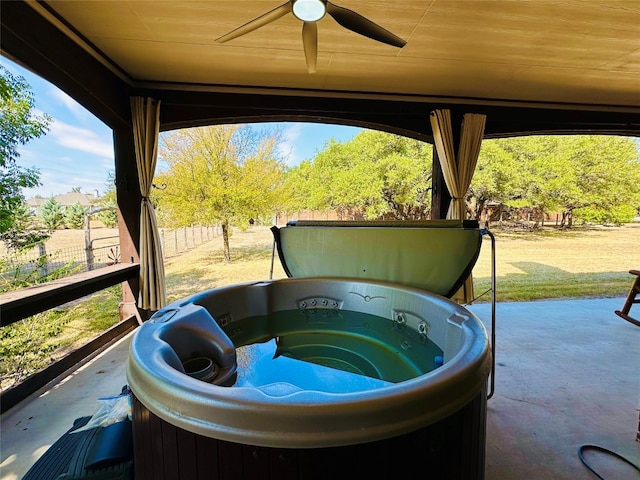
[0,65,51,246]
[468,139,520,219]
[40,197,65,230]
[65,202,87,229]
[471,136,568,223]
[154,124,287,261]
[282,130,432,219]
[95,171,118,227]
[568,136,640,225]
[471,135,640,226]
[0,201,49,250]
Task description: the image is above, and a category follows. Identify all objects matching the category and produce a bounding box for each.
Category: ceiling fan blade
[302,22,318,73]
[326,1,406,48]
[216,2,292,43]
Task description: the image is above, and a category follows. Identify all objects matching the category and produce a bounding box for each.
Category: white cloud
[49,120,114,158]
[101,158,115,171]
[280,123,304,166]
[24,169,106,198]
[32,107,49,118]
[49,87,89,119]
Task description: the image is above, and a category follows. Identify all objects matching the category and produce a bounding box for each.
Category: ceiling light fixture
[292,0,326,22]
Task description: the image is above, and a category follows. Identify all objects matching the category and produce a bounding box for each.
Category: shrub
[40,197,65,229]
[65,202,87,229]
[574,204,637,225]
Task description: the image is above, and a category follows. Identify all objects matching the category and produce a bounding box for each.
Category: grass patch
[0,286,121,389]
[471,223,639,302]
[474,273,632,303]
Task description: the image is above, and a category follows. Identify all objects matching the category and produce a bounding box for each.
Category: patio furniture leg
[615,270,640,328]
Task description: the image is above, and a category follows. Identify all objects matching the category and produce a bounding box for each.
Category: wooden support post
[431,145,451,220]
[114,126,147,321]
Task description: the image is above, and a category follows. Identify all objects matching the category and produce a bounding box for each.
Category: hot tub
[127,277,491,479]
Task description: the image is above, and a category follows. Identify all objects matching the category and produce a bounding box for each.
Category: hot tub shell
[128,277,491,479]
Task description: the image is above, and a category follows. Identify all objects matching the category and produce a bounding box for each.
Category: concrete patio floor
[1,297,639,480]
[471,298,640,480]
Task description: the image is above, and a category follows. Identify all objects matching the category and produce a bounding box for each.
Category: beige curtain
[131,96,167,310]
[429,109,486,302]
[456,113,487,218]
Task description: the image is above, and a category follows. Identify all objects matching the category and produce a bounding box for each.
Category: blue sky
[1,56,362,199]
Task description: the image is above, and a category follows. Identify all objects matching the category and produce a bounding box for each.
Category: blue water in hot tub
[223,309,443,394]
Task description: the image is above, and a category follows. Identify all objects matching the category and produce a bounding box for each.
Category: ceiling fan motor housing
[292,0,327,22]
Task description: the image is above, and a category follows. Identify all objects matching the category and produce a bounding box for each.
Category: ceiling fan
[216,0,407,74]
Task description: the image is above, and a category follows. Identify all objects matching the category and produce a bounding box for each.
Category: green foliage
[65,202,87,229]
[281,130,432,219]
[1,252,82,294]
[0,65,51,236]
[471,135,640,224]
[96,204,118,228]
[0,312,66,386]
[0,286,121,387]
[574,204,637,225]
[568,136,640,224]
[0,201,50,251]
[154,124,287,260]
[95,171,118,227]
[40,197,65,229]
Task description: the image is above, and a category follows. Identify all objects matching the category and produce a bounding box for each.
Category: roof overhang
[2,1,639,139]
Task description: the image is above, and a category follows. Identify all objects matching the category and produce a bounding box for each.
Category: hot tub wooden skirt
[131,388,487,480]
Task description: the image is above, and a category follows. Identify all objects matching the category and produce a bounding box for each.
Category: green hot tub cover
[271,219,483,298]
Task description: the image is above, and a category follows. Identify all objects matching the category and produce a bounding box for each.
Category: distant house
[26,192,97,216]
